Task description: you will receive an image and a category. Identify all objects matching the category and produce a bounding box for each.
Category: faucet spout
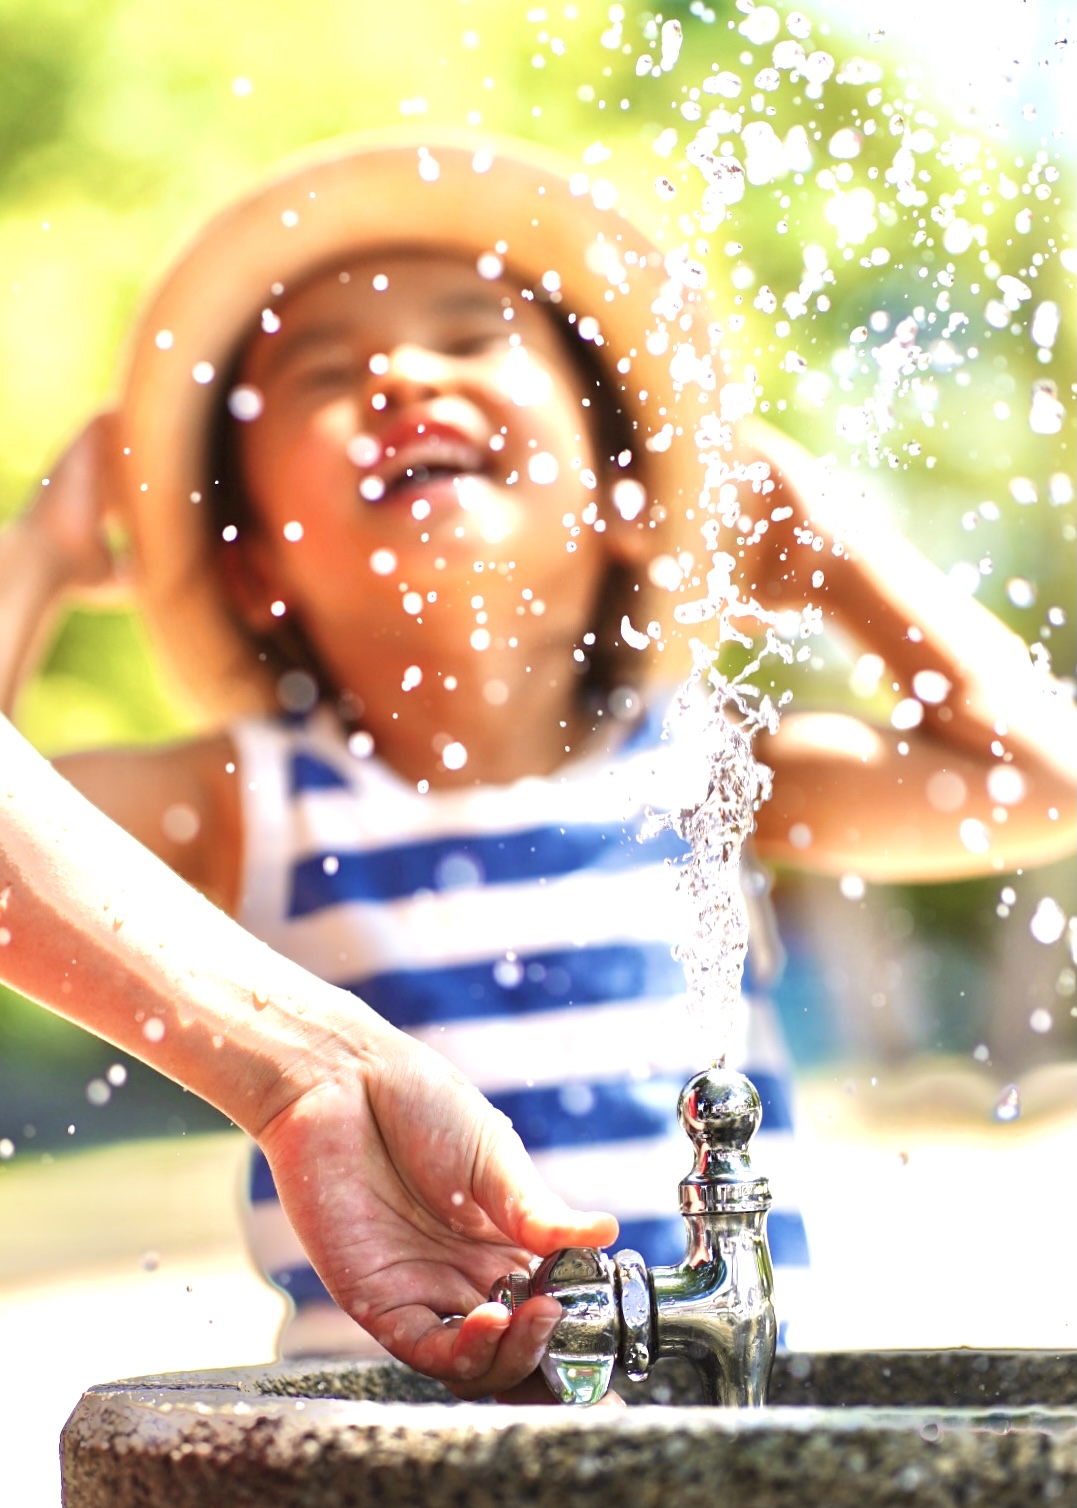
[492,1067,777,1408]
[650,1209,775,1405]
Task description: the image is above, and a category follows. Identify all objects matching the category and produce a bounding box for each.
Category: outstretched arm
[734,420,1076,880]
[0,714,616,1394]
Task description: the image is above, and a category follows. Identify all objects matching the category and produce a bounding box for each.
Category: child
[4,130,1074,1365]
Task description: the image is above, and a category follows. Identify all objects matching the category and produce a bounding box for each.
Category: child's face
[228,252,617,703]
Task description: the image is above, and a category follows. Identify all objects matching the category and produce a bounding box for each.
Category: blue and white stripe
[233,705,809,1329]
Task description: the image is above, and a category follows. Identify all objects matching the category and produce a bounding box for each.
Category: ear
[216,528,284,634]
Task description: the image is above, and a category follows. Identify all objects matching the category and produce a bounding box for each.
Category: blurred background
[0,0,1073,1501]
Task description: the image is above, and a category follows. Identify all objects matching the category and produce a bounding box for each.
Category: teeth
[381,436,483,490]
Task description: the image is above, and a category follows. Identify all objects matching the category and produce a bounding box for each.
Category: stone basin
[62,1350,1075,1507]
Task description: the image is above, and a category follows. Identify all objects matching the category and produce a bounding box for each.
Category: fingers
[446,1297,564,1400]
[29,411,127,592]
[371,1295,564,1400]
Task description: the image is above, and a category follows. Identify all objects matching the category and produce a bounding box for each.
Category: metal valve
[492,1066,776,1407]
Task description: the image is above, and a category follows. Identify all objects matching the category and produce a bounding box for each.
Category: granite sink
[61,1349,1076,1507]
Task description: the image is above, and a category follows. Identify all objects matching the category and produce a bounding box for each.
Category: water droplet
[1029,1008,1053,1034]
[959,818,991,855]
[450,1190,466,1206]
[401,665,422,691]
[227,385,263,421]
[142,1017,165,1042]
[1029,382,1064,436]
[839,874,865,900]
[107,1064,127,1087]
[348,730,375,759]
[346,433,381,468]
[161,803,201,844]
[659,17,683,69]
[0,927,10,946]
[986,767,1026,806]
[1030,897,1066,945]
[141,1250,160,1271]
[252,988,269,1009]
[620,614,651,651]
[360,475,386,501]
[612,479,647,520]
[0,1138,14,1160]
[528,452,559,485]
[85,1078,111,1107]
[442,741,468,772]
[993,1084,1021,1122]
[155,330,174,350]
[369,547,397,576]
[192,361,215,386]
[277,669,318,714]
[890,698,924,730]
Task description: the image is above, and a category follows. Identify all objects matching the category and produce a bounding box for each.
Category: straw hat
[116,128,713,720]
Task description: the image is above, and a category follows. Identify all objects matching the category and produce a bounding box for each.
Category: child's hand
[253,1011,619,1399]
[21,413,127,596]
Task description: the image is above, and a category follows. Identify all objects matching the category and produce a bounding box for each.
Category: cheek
[242,403,357,526]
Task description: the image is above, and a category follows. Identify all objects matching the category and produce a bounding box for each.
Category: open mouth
[358,424,490,507]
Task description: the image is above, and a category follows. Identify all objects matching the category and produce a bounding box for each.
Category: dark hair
[207,272,643,716]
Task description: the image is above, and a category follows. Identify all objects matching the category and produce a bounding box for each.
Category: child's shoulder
[54,729,242,911]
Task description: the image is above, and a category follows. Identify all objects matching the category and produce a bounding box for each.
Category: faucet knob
[491,1248,620,1404]
[677,1066,771,1214]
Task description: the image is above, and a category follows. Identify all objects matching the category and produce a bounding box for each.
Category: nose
[366,342,459,411]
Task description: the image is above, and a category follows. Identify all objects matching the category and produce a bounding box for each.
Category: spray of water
[645,647,778,1066]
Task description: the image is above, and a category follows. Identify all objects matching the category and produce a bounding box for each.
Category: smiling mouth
[362,430,489,506]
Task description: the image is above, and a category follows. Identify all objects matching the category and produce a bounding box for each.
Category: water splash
[646,644,778,1066]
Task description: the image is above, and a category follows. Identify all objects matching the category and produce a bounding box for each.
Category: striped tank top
[233,700,809,1343]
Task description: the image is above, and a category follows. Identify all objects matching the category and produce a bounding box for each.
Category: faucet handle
[490,1248,619,1404]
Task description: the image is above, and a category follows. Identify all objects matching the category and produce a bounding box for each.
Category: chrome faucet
[492,1066,776,1407]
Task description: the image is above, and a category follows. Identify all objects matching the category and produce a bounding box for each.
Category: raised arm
[0,714,615,1393]
[734,420,1076,880]
[0,417,122,715]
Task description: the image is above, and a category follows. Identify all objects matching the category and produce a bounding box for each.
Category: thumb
[471,1110,619,1256]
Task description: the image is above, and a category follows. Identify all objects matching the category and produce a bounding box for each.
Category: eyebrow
[256,322,356,380]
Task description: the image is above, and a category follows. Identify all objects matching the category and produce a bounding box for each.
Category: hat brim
[118,128,710,720]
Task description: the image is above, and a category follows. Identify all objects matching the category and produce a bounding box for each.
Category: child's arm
[0,418,119,715]
[736,421,1076,879]
[0,418,241,906]
[0,713,615,1395]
